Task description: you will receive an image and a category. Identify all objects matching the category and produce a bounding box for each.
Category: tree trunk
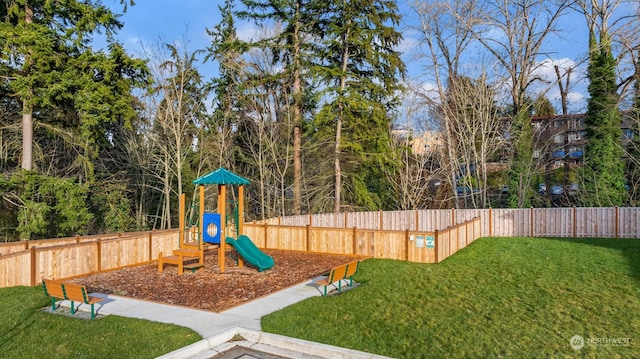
[334,118,342,213]
[334,22,351,214]
[293,124,301,214]
[21,102,33,170]
[163,158,172,229]
[21,4,34,171]
[554,64,571,115]
[292,0,302,215]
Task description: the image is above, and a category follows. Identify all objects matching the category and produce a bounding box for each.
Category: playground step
[172,249,201,257]
[183,263,204,273]
[162,255,200,265]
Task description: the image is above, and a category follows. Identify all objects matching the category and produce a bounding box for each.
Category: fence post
[471,218,476,243]
[306,225,311,252]
[263,223,268,248]
[615,207,619,238]
[449,226,453,257]
[488,208,493,237]
[352,226,357,255]
[379,210,383,230]
[573,207,577,238]
[405,229,410,261]
[530,207,534,237]
[30,247,36,286]
[434,229,439,263]
[148,232,153,261]
[97,239,102,272]
[465,221,470,246]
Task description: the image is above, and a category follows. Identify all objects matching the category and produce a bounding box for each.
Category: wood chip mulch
[69,249,363,312]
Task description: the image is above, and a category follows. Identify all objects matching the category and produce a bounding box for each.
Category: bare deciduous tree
[142,40,208,229]
[413,1,505,208]
[388,82,447,209]
[456,0,570,207]
[412,0,476,208]
[234,41,297,220]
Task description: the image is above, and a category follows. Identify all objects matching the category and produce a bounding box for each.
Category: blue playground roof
[193,168,250,185]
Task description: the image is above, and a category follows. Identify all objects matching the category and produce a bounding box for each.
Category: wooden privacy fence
[259,207,640,238]
[0,232,124,256]
[0,217,481,288]
[0,230,178,288]
[244,217,482,264]
[2,207,638,289]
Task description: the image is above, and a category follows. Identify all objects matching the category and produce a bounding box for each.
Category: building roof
[193,168,250,186]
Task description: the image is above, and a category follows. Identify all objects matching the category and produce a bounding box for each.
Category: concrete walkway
[80,279,325,338]
[57,278,390,358]
[84,294,260,337]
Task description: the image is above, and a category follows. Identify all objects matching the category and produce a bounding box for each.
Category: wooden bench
[344,260,360,287]
[41,279,104,319]
[42,279,65,311]
[315,260,361,296]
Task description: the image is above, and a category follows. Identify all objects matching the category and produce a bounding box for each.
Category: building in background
[531,112,635,171]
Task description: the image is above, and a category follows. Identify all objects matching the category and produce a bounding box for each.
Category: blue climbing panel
[202,213,221,244]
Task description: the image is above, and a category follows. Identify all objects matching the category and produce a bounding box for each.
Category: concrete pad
[221,280,322,321]
[158,327,394,359]
[57,293,260,338]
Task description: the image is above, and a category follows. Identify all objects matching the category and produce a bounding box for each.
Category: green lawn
[0,286,200,359]
[262,237,640,358]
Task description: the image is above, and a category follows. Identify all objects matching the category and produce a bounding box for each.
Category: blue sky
[105,1,603,114]
[111,0,219,50]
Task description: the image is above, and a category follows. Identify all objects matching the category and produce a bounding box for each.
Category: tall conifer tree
[581,30,626,206]
[312,0,406,211]
[237,0,316,215]
[0,0,143,173]
[207,0,246,168]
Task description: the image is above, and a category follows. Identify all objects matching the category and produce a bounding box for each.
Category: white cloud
[566,92,584,102]
[236,22,260,42]
[529,57,588,113]
[531,58,580,84]
[397,29,421,55]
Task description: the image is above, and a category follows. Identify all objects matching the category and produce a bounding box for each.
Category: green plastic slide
[226,235,274,272]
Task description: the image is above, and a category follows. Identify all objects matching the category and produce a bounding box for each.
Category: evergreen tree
[506,110,536,208]
[0,0,143,173]
[206,0,247,169]
[311,0,406,211]
[502,94,555,208]
[237,0,318,215]
[533,95,556,117]
[580,30,626,206]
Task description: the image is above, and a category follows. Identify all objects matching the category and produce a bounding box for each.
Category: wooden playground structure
[157,168,254,274]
